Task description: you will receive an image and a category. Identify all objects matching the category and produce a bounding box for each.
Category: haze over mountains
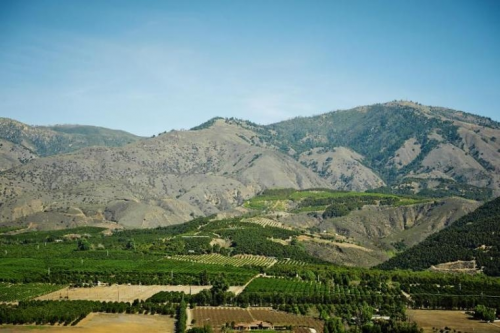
[0,101,499,234]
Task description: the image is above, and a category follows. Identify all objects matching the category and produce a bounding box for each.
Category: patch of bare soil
[36,284,212,302]
[407,309,500,333]
[297,235,372,252]
[429,260,480,274]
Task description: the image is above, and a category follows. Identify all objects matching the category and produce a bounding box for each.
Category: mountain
[0,119,325,230]
[0,101,499,233]
[377,196,500,276]
[247,101,500,199]
[0,118,141,171]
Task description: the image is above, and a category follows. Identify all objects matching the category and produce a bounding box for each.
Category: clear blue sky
[0,0,499,136]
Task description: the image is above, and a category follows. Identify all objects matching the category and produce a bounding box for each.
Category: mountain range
[0,101,498,236]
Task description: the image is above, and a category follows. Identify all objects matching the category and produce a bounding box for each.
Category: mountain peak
[191,117,261,132]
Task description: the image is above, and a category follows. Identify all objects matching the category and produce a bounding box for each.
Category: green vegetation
[143,263,499,332]
[0,283,64,302]
[1,217,500,333]
[378,196,500,276]
[0,226,23,234]
[244,188,432,215]
[1,193,500,333]
[473,304,497,322]
[265,104,462,184]
[370,178,493,201]
[0,219,262,286]
[170,254,277,267]
[0,299,176,326]
[176,299,188,333]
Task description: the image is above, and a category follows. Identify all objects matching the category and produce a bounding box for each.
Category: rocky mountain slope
[0,101,498,233]
[0,120,325,230]
[247,101,500,198]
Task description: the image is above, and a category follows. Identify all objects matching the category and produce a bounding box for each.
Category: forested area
[378,197,500,275]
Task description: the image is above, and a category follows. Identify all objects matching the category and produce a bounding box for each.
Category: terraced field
[241,217,293,230]
[170,253,277,267]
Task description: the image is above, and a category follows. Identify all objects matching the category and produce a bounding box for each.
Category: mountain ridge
[0,117,142,171]
[0,101,498,234]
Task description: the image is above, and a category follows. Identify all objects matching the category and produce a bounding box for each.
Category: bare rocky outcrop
[299,147,385,191]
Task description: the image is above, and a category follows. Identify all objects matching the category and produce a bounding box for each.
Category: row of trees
[0,300,176,326]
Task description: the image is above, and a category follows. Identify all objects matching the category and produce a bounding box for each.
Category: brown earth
[36,285,213,302]
[36,284,249,302]
[429,260,480,274]
[190,307,323,333]
[407,309,500,333]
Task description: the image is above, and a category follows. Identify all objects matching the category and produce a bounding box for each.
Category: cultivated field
[190,307,323,332]
[0,313,175,333]
[407,310,500,333]
[36,284,213,302]
[0,283,65,302]
[36,284,249,302]
[170,253,278,267]
[241,217,293,230]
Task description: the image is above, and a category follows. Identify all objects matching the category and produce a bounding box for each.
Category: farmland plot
[170,253,277,267]
[191,307,323,332]
[36,284,212,302]
[407,310,500,333]
[241,217,293,230]
[0,313,175,333]
[0,283,65,302]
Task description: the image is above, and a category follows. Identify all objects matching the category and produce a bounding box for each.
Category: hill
[239,188,479,267]
[377,196,500,276]
[0,118,141,171]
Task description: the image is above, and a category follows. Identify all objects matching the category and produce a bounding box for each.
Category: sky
[0,0,499,136]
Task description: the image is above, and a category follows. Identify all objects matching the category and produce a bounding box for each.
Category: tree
[358,302,374,326]
[211,275,230,306]
[125,239,136,250]
[77,239,90,251]
[324,317,344,333]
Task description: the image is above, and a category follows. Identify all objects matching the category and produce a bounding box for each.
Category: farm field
[0,283,65,302]
[243,188,431,212]
[36,284,214,302]
[190,307,323,333]
[35,284,252,302]
[0,313,175,333]
[0,256,257,286]
[241,217,293,230]
[407,310,500,333]
[243,277,400,298]
[170,253,277,267]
